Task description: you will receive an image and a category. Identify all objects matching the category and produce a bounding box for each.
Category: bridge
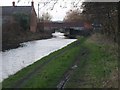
[43,21,92,30]
[37,21,93,38]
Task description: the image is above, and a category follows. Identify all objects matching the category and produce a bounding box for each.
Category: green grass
[23,45,80,88]
[65,36,118,88]
[2,37,86,88]
[3,35,117,88]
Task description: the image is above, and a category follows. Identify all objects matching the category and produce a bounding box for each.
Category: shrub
[13,13,30,31]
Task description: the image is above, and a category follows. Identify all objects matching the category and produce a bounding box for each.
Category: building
[2,1,37,32]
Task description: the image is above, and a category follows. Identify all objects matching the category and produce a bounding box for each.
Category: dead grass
[65,33,118,88]
[87,33,118,88]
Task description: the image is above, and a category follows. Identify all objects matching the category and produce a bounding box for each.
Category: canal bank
[2,31,53,52]
[1,32,76,82]
[2,34,118,88]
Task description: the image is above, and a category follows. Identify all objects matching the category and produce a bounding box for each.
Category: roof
[2,6,33,16]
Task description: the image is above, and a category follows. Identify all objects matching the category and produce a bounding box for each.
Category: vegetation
[2,12,53,51]
[81,2,118,42]
[2,37,84,88]
[39,12,52,22]
[63,9,86,22]
[2,35,118,88]
[2,28,52,51]
[13,13,30,31]
[65,34,118,88]
[2,1,118,88]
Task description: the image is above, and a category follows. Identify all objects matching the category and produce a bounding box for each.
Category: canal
[0,32,77,82]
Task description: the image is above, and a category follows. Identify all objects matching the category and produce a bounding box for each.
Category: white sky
[0,0,84,21]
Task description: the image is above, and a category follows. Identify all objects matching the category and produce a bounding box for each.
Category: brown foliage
[64,9,86,22]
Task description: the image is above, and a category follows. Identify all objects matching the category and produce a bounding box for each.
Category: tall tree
[82,2,118,42]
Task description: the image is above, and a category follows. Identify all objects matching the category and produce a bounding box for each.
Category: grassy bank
[2,34,118,88]
[2,37,85,88]
[65,34,118,88]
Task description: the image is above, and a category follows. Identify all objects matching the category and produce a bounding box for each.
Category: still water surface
[0,32,77,82]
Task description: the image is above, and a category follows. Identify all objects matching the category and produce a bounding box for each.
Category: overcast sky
[0,0,84,21]
[1,0,119,21]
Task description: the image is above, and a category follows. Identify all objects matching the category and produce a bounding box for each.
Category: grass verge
[2,37,86,88]
[3,34,118,88]
[65,34,118,88]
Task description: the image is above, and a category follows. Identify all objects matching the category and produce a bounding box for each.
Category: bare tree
[64,9,85,22]
[39,12,52,22]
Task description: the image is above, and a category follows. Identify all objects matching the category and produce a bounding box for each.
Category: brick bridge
[38,21,92,31]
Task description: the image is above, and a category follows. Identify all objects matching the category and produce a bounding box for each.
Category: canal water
[0,32,77,82]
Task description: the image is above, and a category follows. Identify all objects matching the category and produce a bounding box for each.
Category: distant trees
[39,12,52,22]
[63,9,86,22]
